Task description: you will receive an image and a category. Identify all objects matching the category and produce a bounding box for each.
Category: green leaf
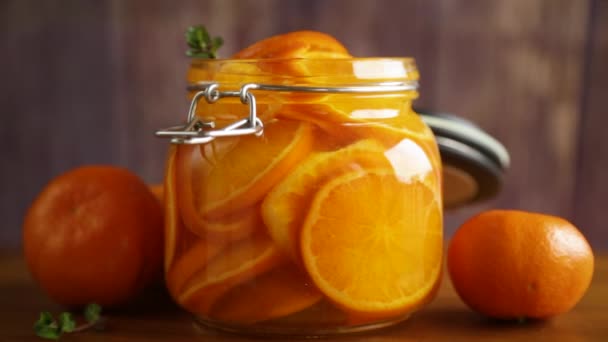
[84,303,102,323]
[58,312,76,333]
[34,312,60,340]
[186,26,201,48]
[200,27,210,47]
[211,36,224,55]
[34,305,105,339]
[185,25,224,59]
[34,312,55,327]
[35,325,61,340]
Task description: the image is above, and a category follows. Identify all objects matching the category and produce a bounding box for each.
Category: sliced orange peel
[300,168,442,317]
[233,30,352,77]
[262,139,391,262]
[177,234,284,315]
[167,30,445,325]
[210,264,323,323]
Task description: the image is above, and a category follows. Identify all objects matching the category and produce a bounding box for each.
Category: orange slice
[176,146,263,242]
[261,139,391,261]
[189,206,262,243]
[163,146,179,271]
[300,169,442,318]
[233,31,351,76]
[210,264,323,323]
[233,30,349,59]
[166,239,226,298]
[279,103,433,147]
[279,103,442,182]
[178,234,284,315]
[176,119,313,221]
[207,206,261,242]
[347,198,443,325]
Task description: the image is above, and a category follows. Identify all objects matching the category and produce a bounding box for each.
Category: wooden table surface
[1,252,606,342]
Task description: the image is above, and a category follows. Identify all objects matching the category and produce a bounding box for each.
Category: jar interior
[163,58,443,336]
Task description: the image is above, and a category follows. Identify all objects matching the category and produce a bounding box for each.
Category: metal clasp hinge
[155,83,264,145]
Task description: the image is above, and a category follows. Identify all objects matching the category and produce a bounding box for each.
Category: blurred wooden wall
[1,0,606,250]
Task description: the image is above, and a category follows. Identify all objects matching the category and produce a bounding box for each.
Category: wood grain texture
[0,0,117,247]
[433,0,590,238]
[1,0,606,250]
[0,253,606,341]
[573,0,608,253]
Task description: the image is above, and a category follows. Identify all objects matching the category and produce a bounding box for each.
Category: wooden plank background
[1,0,606,250]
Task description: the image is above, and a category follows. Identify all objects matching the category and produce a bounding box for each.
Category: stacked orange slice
[164,30,443,326]
[301,169,442,319]
[262,139,391,261]
[233,30,351,77]
[210,264,323,324]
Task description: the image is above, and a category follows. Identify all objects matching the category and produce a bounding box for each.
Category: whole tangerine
[447,210,594,319]
[23,166,164,308]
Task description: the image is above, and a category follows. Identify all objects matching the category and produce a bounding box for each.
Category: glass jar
[158,58,443,336]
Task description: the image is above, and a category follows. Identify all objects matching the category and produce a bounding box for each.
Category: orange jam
[162,58,443,335]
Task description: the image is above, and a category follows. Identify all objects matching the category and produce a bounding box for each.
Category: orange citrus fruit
[176,119,313,222]
[210,264,323,323]
[163,148,178,271]
[23,166,164,307]
[178,234,284,315]
[447,210,594,319]
[149,184,164,205]
[300,169,442,318]
[262,139,391,261]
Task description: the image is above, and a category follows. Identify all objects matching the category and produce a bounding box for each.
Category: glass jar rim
[200,56,415,62]
[189,57,419,82]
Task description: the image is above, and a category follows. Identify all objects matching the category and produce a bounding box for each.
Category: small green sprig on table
[34,303,104,340]
[186,25,224,58]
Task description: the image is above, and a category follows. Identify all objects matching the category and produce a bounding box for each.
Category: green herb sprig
[34,303,104,340]
[186,25,224,59]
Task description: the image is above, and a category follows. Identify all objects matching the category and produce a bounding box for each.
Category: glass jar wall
[161,58,443,336]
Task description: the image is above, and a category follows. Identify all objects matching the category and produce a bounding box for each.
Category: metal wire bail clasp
[155,82,264,145]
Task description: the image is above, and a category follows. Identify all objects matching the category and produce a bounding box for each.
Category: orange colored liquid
[163,92,443,334]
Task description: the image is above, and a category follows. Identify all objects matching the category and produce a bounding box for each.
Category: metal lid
[418,109,509,209]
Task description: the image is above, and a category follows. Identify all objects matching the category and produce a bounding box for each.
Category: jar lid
[417,109,510,209]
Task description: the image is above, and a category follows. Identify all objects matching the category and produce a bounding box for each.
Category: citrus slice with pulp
[262,139,390,261]
[210,264,323,323]
[166,238,226,298]
[176,119,313,222]
[175,146,263,242]
[163,146,180,271]
[233,31,351,77]
[178,234,284,315]
[279,103,433,147]
[233,31,349,59]
[300,169,442,317]
[279,103,442,180]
